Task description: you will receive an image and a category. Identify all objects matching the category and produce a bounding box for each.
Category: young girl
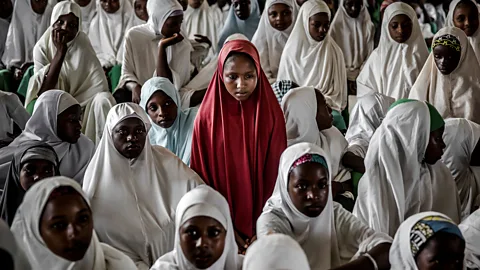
[252,0,295,83]
[190,39,287,253]
[258,143,392,269]
[277,0,348,130]
[140,77,197,165]
[11,177,137,269]
[409,27,480,124]
[217,0,261,47]
[83,103,203,268]
[390,212,465,270]
[72,0,96,34]
[151,185,244,269]
[357,2,428,100]
[133,0,148,25]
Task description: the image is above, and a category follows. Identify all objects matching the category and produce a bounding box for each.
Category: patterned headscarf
[432,34,461,52]
[289,153,329,174]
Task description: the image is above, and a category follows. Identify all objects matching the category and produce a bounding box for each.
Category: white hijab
[11,176,136,270]
[357,2,428,100]
[353,100,461,237]
[0,219,31,270]
[442,118,480,220]
[1,0,53,69]
[329,0,374,80]
[151,185,243,270]
[71,0,96,35]
[88,0,135,68]
[242,234,310,270]
[409,27,480,124]
[83,103,203,268]
[277,0,347,112]
[251,0,295,83]
[460,208,480,269]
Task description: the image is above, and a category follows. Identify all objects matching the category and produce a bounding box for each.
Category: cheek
[247,77,258,92]
[211,237,226,258]
[19,173,33,190]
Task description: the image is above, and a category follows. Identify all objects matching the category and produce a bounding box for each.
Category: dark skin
[178,0,188,10]
[31,0,48,14]
[232,0,251,20]
[433,44,461,75]
[180,216,226,269]
[223,53,258,102]
[415,232,465,270]
[268,3,293,31]
[424,127,446,165]
[470,140,480,166]
[112,117,147,159]
[0,0,13,19]
[19,159,56,191]
[217,0,230,9]
[40,192,93,262]
[134,0,148,22]
[296,0,308,6]
[100,0,120,13]
[309,12,330,42]
[188,0,204,9]
[453,1,479,37]
[74,0,91,7]
[344,0,362,18]
[0,249,14,270]
[388,14,413,43]
[56,104,82,144]
[146,90,178,129]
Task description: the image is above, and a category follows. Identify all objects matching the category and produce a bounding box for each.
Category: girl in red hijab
[190,39,287,252]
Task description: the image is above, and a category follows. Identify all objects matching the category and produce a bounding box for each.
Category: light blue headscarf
[140,77,198,165]
[217,0,261,48]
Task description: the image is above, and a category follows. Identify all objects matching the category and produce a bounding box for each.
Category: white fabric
[11,176,137,270]
[329,0,375,80]
[0,219,31,270]
[277,0,347,111]
[353,100,461,237]
[257,142,392,269]
[83,103,203,268]
[88,0,136,68]
[345,92,395,158]
[251,0,295,83]
[409,27,480,124]
[150,185,243,270]
[357,2,428,100]
[242,234,309,270]
[0,90,30,142]
[217,0,260,47]
[460,209,480,269]
[0,18,9,69]
[1,0,53,69]
[442,118,480,220]
[71,0,96,35]
[210,2,229,23]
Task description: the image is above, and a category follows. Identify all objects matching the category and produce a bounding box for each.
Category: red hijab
[190,40,287,239]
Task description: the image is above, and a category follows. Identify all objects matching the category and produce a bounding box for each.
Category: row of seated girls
[1,0,480,269]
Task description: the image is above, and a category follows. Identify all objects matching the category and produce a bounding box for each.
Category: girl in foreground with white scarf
[151,185,244,269]
[11,176,137,269]
[356,2,428,100]
[257,143,392,270]
[354,99,461,237]
[83,103,203,269]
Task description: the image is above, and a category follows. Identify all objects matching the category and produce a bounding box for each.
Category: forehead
[344,0,362,6]
[165,14,183,23]
[289,162,328,180]
[182,216,223,228]
[389,14,411,23]
[455,1,477,13]
[269,3,290,11]
[57,13,79,22]
[43,193,88,217]
[21,159,54,167]
[114,117,145,129]
[224,53,256,70]
[309,12,330,22]
[58,104,81,117]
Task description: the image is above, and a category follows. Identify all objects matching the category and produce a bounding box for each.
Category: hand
[347,80,357,96]
[13,67,24,81]
[52,28,68,54]
[246,235,257,246]
[132,84,142,104]
[234,230,248,254]
[160,33,184,48]
[194,34,212,48]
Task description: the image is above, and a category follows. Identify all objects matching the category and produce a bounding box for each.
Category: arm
[156,33,184,84]
[331,243,391,270]
[38,29,68,96]
[126,81,142,104]
[189,89,207,107]
[342,151,366,174]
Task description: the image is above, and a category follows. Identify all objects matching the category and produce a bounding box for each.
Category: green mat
[108,64,122,93]
[17,65,35,98]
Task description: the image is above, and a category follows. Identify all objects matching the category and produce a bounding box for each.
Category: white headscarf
[277,0,347,112]
[70,0,96,35]
[357,2,428,100]
[217,0,261,47]
[409,27,480,124]
[460,209,480,269]
[11,176,137,270]
[1,0,53,69]
[442,118,480,219]
[83,103,203,268]
[251,0,295,83]
[345,92,395,158]
[353,100,461,237]
[88,0,136,68]
[0,219,31,270]
[151,185,243,270]
[242,234,310,270]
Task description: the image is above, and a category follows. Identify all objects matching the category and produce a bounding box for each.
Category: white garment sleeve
[4,93,29,129]
[256,211,294,238]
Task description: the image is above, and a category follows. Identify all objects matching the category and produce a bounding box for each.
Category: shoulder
[125,24,153,39]
[150,251,178,270]
[257,209,293,237]
[151,145,203,183]
[100,242,137,270]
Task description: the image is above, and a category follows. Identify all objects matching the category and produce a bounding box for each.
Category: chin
[63,251,87,262]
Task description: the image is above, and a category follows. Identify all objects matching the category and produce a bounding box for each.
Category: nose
[397,26,404,34]
[465,18,470,27]
[440,138,446,150]
[127,133,138,142]
[236,77,246,89]
[306,189,320,201]
[195,235,208,248]
[66,223,80,240]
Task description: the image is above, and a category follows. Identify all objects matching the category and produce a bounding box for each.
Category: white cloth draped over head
[10,176,137,270]
[409,27,480,124]
[277,0,347,112]
[460,209,480,268]
[242,234,309,270]
[1,0,53,69]
[0,90,30,142]
[281,86,350,184]
[442,118,480,220]
[70,0,96,35]
[88,0,136,68]
[151,185,243,270]
[345,92,395,158]
[353,100,461,237]
[217,0,261,47]
[257,142,392,269]
[0,90,94,184]
[82,103,203,269]
[446,0,480,63]
[251,0,295,84]
[357,2,428,100]
[139,77,198,165]
[0,219,31,270]
[118,0,194,108]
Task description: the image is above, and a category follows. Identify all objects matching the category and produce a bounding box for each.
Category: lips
[126,144,140,150]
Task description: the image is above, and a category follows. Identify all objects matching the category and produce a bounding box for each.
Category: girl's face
[315,90,333,131]
[268,3,293,31]
[146,90,178,129]
[415,232,465,270]
[0,0,13,19]
[188,0,203,9]
[180,216,226,269]
[388,14,413,43]
[74,0,91,7]
[344,0,362,18]
[161,15,183,37]
[112,117,147,159]
[232,0,251,20]
[223,53,258,102]
[52,13,80,43]
[100,0,120,13]
[31,0,48,14]
[288,162,329,218]
[424,126,446,165]
[433,44,461,75]
[134,0,148,21]
[19,159,56,191]
[40,190,93,262]
[56,105,82,144]
[309,12,330,42]
[453,2,479,37]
